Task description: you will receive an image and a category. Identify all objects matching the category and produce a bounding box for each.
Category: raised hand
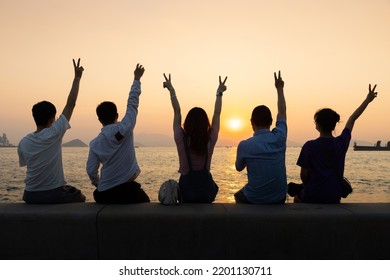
[366,84,378,103]
[345,83,378,132]
[134,63,145,81]
[163,73,174,91]
[274,71,284,90]
[63,58,84,121]
[73,58,84,79]
[217,76,228,95]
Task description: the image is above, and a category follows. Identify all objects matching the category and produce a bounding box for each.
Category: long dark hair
[183,107,211,156]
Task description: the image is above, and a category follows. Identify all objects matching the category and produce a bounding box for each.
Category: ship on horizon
[353,140,390,151]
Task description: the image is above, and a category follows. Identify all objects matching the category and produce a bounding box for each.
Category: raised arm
[120,63,145,130]
[62,58,84,121]
[163,73,181,130]
[344,84,377,132]
[274,71,286,121]
[211,76,228,131]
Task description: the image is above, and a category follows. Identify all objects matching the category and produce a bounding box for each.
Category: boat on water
[353,140,390,151]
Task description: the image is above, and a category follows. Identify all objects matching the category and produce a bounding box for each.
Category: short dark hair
[96,101,118,125]
[32,101,56,126]
[314,108,340,133]
[251,105,272,127]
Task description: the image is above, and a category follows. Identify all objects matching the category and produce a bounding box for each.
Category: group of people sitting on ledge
[17,59,378,204]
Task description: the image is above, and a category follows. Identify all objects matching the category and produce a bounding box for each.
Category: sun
[227,118,243,131]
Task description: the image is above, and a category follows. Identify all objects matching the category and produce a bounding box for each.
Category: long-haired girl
[163,74,227,202]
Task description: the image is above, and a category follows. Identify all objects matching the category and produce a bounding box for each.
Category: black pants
[23,185,86,204]
[234,189,285,204]
[179,173,218,203]
[287,182,304,197]
[234,189,252,204]
[93,181,150,204]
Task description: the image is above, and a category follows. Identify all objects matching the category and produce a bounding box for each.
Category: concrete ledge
[0,203,104,259]
[0,203,389,260]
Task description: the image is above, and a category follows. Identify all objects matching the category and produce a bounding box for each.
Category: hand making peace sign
[366,84,378,103]
[217,76,228,95]
[73,58,84,79]
[163,73,174,91]
[274,71,284,90]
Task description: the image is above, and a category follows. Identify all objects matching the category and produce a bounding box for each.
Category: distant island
[63,139,88,147]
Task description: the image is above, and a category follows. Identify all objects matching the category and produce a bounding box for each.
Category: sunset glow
[227,118,243,131]
[0,0,389,147]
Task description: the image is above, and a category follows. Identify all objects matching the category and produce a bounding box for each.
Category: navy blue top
[297,128,351,203]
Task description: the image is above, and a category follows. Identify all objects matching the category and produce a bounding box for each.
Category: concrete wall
[0,203,389,260]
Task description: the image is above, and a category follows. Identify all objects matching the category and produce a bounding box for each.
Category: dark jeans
[23,185,86,204]
[93,180,150,204]
[179,173,218,203]
[234,189,253,204]
[287,182,304,197]
[234,189,285,204]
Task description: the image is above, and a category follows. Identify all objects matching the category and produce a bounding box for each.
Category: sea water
[1,147,389,203]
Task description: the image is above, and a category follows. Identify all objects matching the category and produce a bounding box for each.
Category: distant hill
[63,139,88,147]
[134,141,146,147]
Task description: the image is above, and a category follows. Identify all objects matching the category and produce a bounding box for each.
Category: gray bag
[158,179,182,205]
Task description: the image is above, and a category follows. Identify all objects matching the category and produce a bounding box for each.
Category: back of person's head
[251,105,272,128]
[314,108,340,133]
[96,101,118,125]
[32,101,56,126]
[184,107,210,156]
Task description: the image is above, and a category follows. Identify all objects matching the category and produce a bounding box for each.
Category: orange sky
[1,0,389,146]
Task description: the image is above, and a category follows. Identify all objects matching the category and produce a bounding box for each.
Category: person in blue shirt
[234,71,287,204]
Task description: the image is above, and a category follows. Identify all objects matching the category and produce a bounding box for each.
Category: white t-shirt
[18,114,70,191]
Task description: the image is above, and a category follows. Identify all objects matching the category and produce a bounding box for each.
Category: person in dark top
[289,84,378,203]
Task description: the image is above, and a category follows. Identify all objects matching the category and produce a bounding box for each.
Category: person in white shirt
[86,63,150,203]
[18,58,86,204]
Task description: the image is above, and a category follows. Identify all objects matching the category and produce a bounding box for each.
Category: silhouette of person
[163,73,228,203]
[86,64,150,203]
[18,59,86,203]
[234,71,287,204]
[288,84,378,203]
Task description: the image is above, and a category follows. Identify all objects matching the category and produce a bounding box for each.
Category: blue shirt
[235,118,287,204]
[297,128,351,203]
